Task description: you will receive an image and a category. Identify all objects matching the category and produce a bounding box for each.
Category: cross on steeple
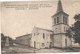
[57,0,63,13]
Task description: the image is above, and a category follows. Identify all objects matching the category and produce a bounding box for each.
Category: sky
[1,0,80,39]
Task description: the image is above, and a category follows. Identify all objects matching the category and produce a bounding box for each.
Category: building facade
[30,26,53,49]
[16,34,32,46]
[51,0,72,48]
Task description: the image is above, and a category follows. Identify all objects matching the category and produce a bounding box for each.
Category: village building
[30,0,72,49]
[16,34,32,46]
[30,26,53,49]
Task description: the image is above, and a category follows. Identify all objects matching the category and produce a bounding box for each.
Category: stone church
[30,0,72,49]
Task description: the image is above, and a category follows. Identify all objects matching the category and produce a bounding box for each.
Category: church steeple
[51,0,71,49]
[52,0,69,26]
[57,0,63,13]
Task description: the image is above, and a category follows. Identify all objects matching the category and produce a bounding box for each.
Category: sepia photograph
[1,0,80,54]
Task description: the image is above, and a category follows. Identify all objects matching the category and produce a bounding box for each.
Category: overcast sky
[1,0,80,39]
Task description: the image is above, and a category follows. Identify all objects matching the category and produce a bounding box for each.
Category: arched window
[65,17,68,24]
[63,16,68,24]
[63,16,65,24]
[54,18,56,25]
[65,39,67,47]
[57,17,59,24]
[43,33,45,39]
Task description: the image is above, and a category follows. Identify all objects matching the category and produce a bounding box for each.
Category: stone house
[30,26,53,49]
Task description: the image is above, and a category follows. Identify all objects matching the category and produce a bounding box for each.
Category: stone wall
[53,34,62,48]
[16,34,31,46]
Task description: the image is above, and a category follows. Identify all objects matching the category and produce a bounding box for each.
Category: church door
[65,39,67,47]
[50,42,52,48]
[34,41,36,48]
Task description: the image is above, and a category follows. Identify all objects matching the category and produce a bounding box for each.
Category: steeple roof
[52,0,69,17]
[57,0,63,13]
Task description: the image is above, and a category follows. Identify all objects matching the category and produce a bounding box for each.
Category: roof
[57,0,63,13]
[52,0,69,17]
[34,26,53,32]
[16,34,32,38]
[52,11,69,17]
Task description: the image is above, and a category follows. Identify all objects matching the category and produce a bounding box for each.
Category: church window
[63,16,65,24]
[57,17,59,24]
[43,33,45,39]
[54,18,56,25]
[47,42,49,43]
[63,16,68,24]
[34,41,36,48]
[37,33,39,35]
[65,39,67,47]
[42,43,45,47]
[65,17,68,24]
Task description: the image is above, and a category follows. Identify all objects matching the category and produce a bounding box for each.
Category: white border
[0,0,80,54]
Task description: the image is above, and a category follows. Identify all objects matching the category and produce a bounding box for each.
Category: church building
[30,0,72,49]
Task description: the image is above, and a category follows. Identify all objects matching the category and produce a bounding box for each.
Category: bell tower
[52,0,72,48]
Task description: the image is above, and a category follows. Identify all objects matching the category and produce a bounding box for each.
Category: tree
[72,14,80,46]
[74,14,80,21]
[73,21,80,45]
[1,33,5,48]
[1,33,14,48]
[66,27,72,47]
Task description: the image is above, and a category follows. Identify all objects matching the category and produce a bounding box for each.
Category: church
[30,0,72,49]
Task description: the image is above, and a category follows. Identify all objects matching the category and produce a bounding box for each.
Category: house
[16,34,32,46]
[30,26,53,49]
